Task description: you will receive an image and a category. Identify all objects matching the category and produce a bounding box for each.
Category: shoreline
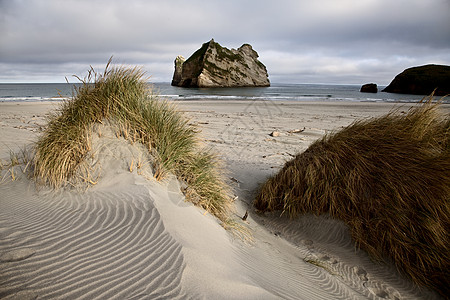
[1,81,442,104]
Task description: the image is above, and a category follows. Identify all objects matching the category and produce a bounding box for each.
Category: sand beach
[1,99,448,299]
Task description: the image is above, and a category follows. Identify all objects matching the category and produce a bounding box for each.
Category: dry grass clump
[254,98,449,296]
[33,59,233,225]
[1,147,33,183]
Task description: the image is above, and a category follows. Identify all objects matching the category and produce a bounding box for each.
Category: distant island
[171,39,270,88]
[383,64,450,96]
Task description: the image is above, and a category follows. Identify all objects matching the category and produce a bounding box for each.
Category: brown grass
[254,98,450,296]
[32,60,235,228]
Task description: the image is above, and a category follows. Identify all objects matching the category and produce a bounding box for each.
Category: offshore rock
[360,83,378,93]
[171,55,186,86]
[171,39,270,88]
[383,64,450,96]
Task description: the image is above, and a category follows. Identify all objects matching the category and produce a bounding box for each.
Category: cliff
[171,39,270,88]
[383,64,450,96]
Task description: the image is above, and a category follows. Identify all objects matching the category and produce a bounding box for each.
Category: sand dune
[1,100,445,299]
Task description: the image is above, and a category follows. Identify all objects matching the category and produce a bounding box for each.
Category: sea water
[0,82,437,103]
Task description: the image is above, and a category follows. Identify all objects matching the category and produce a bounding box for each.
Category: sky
[1,0,449,85]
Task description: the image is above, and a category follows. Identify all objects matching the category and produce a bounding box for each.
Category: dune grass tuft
[33,59,234,226]
[254,98,450,296]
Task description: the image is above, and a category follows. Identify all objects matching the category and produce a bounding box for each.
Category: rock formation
[171,39,270,88]
[383,64,450,96]
[360,83,378,93]
[171,55,185,86]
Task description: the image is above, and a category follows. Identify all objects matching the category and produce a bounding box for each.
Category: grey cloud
[1,0,449,84]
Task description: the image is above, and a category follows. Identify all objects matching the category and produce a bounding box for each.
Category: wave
[0,96,69,102]
[160,94,365,102]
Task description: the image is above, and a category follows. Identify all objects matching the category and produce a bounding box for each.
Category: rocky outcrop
[360,83,378,93]
[383,64,450,96]
[171,55,185,86]
[171,39,270,88]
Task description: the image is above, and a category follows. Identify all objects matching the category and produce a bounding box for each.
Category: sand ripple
[0,182,188,299]
[246,213,441,300]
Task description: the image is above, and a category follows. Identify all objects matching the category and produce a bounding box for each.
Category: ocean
[0,82,438,103]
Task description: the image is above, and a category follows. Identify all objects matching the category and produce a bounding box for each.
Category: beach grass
[32,59,234,226]
[0,146,32,183]
[254,98,450,296]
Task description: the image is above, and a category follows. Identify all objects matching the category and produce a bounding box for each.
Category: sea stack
[360,83,378,93]
[383,64,450,96]
[171,39,270,88]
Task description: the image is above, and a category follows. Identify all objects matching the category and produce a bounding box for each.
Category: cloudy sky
[1,0,449,85]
